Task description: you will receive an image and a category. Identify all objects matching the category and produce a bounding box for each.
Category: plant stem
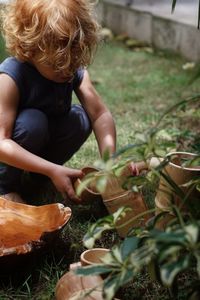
[116,208,155,230]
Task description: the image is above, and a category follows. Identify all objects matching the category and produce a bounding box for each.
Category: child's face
[31,59,70,83]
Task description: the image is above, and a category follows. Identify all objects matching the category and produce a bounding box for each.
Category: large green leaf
[130,243,155,269]
[75,264,113,277]
[149,230,188,246]
[158,245,182,263]
[121,236,139,259]
[103,275,120,300]
[96,175,108,193]
[161,255,191,287]
[75,177,94,196]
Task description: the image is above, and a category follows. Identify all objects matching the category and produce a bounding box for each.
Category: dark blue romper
[0,57,92,194]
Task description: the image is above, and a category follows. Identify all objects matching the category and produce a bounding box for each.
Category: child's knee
[70,104,92,139]
[13,109,49,151]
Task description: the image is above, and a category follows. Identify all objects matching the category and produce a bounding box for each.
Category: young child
[0,0,116,203]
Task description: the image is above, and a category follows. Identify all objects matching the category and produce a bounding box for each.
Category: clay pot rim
[166,151,200,171]
[80,248,110,266]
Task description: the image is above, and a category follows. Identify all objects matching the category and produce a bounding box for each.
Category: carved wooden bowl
[0,197,72,258]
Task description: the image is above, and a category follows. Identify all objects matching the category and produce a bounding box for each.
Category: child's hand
[49,165,83,204]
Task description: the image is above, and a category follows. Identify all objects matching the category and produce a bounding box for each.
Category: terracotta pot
[80,248,110,266]
[55,270,104,300]
[74,167,102,204]
[103,190,150,237]
[99,165,154,238]
[155,152,200,211]
[0,197,71,257]
[56,259,121,300]
[155,152,200,228]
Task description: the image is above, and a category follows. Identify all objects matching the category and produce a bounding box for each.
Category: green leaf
[154,148,167,157]
[121,237,139,259]
[161,255,191,287]
[112,206,131,224]
[196,184,200,192]
[185,223,199,244]
[103,276,120,300]
[83,222,114,249]
[149,230,187,246]
[75,264,112,276]
[129,243,155,270]
[119,268,136,286]
[96,175,108,193]
[75,177,94,196]
[83,207,133,249]
[110,247,123,265]
[194,251,200,278]
[100,251,118,267]
[158,245,182,263]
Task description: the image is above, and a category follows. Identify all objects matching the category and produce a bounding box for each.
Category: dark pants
[0,105,92,194]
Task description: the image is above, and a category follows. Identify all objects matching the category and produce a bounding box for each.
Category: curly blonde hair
[1,0,100,78]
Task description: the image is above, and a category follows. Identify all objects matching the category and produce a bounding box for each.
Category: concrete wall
[97,0,200,61]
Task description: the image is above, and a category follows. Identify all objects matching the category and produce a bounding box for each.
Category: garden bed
[0,37,200,299]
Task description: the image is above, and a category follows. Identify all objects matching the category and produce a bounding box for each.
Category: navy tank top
[0,57,84,116]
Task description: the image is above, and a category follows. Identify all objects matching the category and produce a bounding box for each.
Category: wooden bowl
[0,197,72,258]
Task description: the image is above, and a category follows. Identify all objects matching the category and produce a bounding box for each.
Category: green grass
[0,37,200,299]
[70,41,200,167]
[0,34,7,62]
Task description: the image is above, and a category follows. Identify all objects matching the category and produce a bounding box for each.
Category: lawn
[0,37,199,299]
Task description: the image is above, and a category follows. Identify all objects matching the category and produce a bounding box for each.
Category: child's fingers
[63,177,82,204]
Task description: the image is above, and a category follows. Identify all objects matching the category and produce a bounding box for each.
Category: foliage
[75,97,200,300]
[77,95,200,197]
[77,215,200,300]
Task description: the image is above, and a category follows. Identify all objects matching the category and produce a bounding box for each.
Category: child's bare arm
[0,74,82,202]
[75,70,116,157]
